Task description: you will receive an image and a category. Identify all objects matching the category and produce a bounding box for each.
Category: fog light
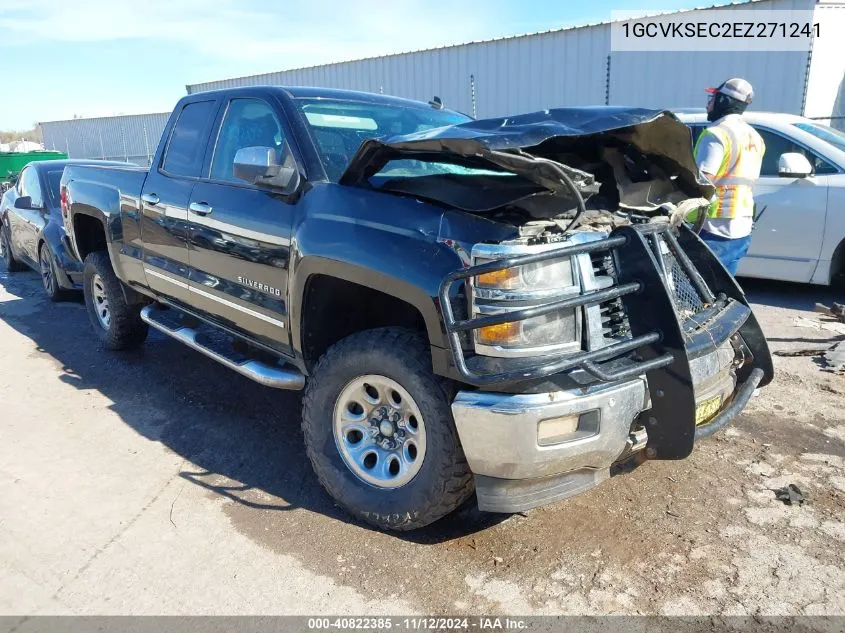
[537,410,600,446]
[537,415,579,446]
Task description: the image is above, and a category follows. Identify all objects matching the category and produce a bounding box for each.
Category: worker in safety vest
[690,78,765,275]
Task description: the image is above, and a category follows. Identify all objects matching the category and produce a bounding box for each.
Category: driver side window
[210,98,286,183]
[19,167,43,208]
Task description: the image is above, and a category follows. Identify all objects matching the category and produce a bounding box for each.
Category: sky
[1,0,713,130]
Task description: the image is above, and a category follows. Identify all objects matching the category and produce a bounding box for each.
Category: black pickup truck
[61,86,773,531]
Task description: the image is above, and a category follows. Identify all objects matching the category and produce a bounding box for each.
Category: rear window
[45,170,63,206]
[162,100,217,177]
[794,121,845,154]
[303,112,378,130]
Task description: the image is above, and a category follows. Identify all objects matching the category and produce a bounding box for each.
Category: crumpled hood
[339,107,715,216]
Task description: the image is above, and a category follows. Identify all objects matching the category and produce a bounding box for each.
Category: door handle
[141,193,160,206]
[189,202,213,216]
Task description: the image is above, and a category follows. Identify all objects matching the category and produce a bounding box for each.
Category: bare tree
[0,126,44,145]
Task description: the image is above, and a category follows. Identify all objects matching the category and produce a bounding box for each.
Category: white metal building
[39,113,170,166]
[187,0,843,126]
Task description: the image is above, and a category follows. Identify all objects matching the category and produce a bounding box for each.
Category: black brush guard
[439,223,773,459]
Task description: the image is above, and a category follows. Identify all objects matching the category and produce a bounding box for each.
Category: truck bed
[61,162,148,202]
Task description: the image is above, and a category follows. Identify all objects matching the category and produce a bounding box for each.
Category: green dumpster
[0,150,68,183]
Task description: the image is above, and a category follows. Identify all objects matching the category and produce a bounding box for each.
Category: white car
[677,111,845,285]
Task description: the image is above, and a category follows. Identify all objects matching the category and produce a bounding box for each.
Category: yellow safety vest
[692,116,765,221]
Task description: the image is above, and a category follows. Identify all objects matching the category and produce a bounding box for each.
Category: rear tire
[302,327,474,531]
[1,223,25,272]
[83,251,148,350]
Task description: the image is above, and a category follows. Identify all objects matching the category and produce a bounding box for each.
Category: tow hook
[619,427,648,461]
[627,427,648,453]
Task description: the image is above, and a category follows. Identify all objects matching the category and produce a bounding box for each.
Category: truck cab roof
[24,159,130,172]
[184,85,465,116]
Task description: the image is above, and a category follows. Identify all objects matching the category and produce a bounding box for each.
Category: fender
[66,180,122,256]
[288,209,469,378]
[65,178,146,304]
[287,184,519,379]
[291,255,454,370]
[39,221,81,290]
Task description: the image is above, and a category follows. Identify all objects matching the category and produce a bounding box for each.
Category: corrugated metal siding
[39,113,170,166]
[609,0,814,112]
[185,24,612,118]
[803,1,845,128]
[608,50,808,112]
[186,0,826,117]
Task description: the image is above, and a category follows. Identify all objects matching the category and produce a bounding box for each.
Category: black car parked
[0,159,126,299]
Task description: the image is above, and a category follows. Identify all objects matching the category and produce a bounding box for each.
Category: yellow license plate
[695,395,723,426]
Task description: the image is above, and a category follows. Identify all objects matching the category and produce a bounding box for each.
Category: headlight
[475,258,575,292]
[470,242,582,358]
[476,309,578,349]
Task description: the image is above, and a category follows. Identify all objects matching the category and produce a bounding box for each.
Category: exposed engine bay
[340,107,715,240]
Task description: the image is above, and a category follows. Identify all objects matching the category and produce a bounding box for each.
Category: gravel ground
[1,266,844,617]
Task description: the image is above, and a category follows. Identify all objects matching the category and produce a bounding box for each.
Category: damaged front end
[340,106,715,229]
[342,107,774,512]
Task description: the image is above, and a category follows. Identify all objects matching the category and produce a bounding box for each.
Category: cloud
[0,0,542,126]
[0,0,504,67]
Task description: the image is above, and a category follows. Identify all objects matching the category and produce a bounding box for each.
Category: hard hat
[706,78,754,104]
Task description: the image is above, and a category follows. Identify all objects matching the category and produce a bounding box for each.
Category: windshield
[46,170,63,207]
[371,159,514,184]
[295,97,471,181]
[794,121,845,153]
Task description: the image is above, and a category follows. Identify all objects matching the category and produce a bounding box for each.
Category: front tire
[39,243,69,302]
[302,328,474,531]
[1,223,25,272]
[83,251,148,350]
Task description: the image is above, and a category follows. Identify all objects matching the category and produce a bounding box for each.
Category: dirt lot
[1,265,844,616]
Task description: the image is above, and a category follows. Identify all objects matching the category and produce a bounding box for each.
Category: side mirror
[14,195,33,210]
[233,145,301,193]
[778,152,813,178]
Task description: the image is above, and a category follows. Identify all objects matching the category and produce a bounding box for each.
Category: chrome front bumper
[451,342,740,513]
[451,378,648,512]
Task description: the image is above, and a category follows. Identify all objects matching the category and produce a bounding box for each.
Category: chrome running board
[140,304,305,390]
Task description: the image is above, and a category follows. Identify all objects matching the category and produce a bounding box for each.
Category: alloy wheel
[40,248,54,295]
[332,374,427,489]
[91,273,111,329]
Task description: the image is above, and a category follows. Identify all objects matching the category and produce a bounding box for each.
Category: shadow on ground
[12,268,825,542]
[0,268,509,543]
[5,269,835,542]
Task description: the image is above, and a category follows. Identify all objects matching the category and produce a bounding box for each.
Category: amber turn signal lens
[477,321,520,345]
[476,267,519,289]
